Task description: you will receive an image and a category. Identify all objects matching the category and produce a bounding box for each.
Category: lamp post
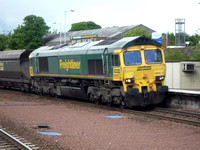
[64,10,75,44]
[166,33,168,49]
[53,22,62,45]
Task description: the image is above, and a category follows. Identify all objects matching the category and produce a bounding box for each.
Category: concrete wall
[165,61,200,89]
[165,62,181,88]
[165,94,200,110]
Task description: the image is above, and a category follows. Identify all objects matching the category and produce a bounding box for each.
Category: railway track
[153,108,200,126]
[123,107,200,127]
[83,98,200,127]
[0,129,39,150]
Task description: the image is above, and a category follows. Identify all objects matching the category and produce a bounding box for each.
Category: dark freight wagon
[0,50,32,90]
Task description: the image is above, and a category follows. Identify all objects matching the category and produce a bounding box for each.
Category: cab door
[35,53,39,74]
[111,54,121,80]
[102,51,111,77]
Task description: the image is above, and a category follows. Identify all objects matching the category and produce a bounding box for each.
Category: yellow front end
[113,45,168,106]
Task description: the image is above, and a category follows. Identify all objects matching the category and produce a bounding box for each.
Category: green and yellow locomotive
[29,36,168,107]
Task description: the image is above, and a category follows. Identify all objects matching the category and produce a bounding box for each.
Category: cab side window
[39,57,49,72]
[111,55,120,67]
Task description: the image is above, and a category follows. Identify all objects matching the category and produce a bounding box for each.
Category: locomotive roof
[30,36,162,57]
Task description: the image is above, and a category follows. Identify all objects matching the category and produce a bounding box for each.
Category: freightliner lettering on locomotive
[0,36,168,108]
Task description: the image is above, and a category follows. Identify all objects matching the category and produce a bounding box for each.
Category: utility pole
[64,10,75,44]
[53,22,62,45]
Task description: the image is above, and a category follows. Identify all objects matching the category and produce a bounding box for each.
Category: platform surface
[169,88,200,95]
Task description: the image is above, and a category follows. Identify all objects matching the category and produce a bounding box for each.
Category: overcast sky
[0,0,200,35]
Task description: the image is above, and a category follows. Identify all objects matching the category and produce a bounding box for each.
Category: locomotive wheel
[119,100,126,109]
[40,89,44,96]
[49,89,54,97]
[20,86,24,92]
[25,87,30,93]
[107,102,112,107]
[89,93,95,102]
[94,96,102,105]
[94,99,100,105]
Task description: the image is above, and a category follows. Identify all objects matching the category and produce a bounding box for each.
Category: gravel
[0,89,200,150]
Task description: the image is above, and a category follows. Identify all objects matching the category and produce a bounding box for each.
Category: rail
[151,108,200,126]
[0,129,35,150]
[122,108,200,127]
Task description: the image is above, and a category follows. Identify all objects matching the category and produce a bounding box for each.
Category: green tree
[186,34,200,46]
[165,49,189,60]
[0,34,8,51]
[9,15,50,50]
[69,21,101,31]
[163,32,175,46]
[123,27,151,38]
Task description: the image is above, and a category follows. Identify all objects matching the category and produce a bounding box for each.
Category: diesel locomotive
[0,36,168,107]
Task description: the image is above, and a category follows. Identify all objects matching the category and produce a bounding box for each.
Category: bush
[165,49,189,60]
[190,45,200,60]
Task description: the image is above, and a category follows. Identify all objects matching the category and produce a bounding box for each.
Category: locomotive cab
[120,44,168,107]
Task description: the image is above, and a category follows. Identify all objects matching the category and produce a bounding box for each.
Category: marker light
[155,76,165,81]
[125,77,135,83]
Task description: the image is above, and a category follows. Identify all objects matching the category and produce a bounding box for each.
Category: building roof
[44,24,155,46]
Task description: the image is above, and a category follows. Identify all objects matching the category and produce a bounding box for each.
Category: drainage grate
[32,124,50,129]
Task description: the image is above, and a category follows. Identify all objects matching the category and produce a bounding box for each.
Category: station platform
[168,88,200,95]
[166,88,200,110]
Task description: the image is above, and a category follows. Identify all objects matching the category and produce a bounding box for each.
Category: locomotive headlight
[125,77,135,83]
[155,76,165,81]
